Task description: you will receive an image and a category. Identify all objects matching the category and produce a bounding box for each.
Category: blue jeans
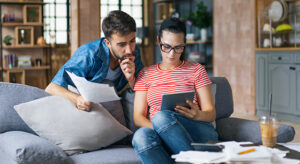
[132,110,218,164]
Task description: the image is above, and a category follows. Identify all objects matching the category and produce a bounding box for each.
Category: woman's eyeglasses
[160,43,185,54]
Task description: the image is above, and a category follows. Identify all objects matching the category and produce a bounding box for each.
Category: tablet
[160,91,195,111]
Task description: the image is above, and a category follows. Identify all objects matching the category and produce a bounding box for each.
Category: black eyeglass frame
[159,43,186,54]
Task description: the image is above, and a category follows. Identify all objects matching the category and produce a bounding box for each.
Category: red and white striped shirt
[134,61,212,120]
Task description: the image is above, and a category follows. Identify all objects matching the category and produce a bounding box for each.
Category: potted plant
[3,35,13,45]
[187,2,212,41]
[28,10,37,22]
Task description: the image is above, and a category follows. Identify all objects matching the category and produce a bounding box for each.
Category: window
[43,0,70,44]
[100,0,144,42]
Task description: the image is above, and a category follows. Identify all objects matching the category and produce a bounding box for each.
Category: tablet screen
[160,91,195,111]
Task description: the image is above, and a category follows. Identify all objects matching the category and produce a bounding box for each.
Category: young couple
[46,10,217,164]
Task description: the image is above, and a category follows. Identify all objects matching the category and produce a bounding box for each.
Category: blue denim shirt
[52,38,144,91]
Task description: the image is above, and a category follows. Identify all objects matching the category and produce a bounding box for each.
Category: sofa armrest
[0,131,70,164]
[216,117,295,143]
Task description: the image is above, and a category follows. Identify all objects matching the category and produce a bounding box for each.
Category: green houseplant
[187,2,212,40]
[28,10,37,22]
[3,35,13,45]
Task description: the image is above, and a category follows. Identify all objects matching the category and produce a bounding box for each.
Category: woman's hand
[175,100,200,120]
[174,86,216,122]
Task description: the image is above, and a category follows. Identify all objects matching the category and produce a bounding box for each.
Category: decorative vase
[200,28,208,41]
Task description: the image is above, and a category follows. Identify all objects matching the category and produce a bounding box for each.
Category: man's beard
[111,48,134,61]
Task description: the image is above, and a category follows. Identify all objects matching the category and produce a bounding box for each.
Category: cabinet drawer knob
[289,66,296,70]
[278,57,282,60]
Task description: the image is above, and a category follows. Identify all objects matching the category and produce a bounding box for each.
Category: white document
[171,141,296,164]
[172,151,226,163]
[221,141,272,162]
[66,71,120,103]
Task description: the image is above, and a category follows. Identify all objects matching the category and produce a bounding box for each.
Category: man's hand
[175,100,200,120]
[119,56,136,88]
[76,96,93,112]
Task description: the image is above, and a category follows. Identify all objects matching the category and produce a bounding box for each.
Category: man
[45,10,144,112]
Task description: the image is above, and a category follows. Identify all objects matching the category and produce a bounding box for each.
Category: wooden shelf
[255,47,300,51]
[0,0,46,5]
[0,0,50,89]
[2,45,50,49]
[153,0,172,3]
[2,22,45,26]
[285,0,300,2]
[3,65,50,71]
[186,40,212,45]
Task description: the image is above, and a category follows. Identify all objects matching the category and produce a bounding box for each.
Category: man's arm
[45,83,92,111]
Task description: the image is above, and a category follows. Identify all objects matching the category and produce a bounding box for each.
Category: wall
[51,46,71,78]
[213,0,256,115]
[71,0,100,55]
[140,0,153,66]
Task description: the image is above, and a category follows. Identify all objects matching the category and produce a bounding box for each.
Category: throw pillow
[68,85,126,126]
[0,131,69,164]
[14,96,132,155]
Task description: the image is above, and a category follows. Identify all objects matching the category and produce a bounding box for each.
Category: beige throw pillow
[14,96,132,155]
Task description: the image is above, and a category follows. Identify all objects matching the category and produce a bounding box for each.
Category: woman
[132,18,218,164]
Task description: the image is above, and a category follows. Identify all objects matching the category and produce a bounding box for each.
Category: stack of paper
[171,151,226,163]
[172,141,299,164]
[222,141,273,162]
[66,71,120,103]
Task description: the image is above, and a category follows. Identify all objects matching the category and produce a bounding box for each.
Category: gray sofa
[0,77,295,164]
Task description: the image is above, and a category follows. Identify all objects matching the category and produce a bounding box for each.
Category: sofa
[0,77,295,164]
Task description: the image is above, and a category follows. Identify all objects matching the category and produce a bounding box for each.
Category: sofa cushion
[0,82,49,134]
[210,77,234,120]
[120,88,139,133]
[0,131,70,164]
[101,101,126,127]
[70,145,141,164]
[14,96,132,155]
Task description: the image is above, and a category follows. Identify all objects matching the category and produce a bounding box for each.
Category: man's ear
[104,38,111,48]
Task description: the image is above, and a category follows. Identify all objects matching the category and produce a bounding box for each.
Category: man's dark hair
[158,18,186,60]
[102,10,136,39]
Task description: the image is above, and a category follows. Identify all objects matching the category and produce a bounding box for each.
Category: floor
[231,113,300,143]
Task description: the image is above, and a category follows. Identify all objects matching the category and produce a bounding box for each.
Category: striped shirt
[134,61,212,120]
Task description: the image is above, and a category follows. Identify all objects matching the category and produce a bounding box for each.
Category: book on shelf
[17,56,32,68]
[3,54,17,69]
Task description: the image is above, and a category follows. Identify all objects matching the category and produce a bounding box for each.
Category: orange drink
[259,115,279,147]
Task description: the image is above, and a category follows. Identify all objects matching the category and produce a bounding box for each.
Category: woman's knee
[132,127,161,152]
[152,110,177,130]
